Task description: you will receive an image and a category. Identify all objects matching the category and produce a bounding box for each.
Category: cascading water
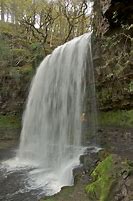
[16,33,94,195]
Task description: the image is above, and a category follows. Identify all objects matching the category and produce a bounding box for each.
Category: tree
[0,0,92,64]
[0,0,5,21]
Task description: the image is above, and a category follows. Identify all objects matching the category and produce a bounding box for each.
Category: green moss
[0,115,21,128]
[85,155,114,201]
[99,110,133,127]
[86,155,133,201]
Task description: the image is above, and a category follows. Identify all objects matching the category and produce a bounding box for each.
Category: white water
[15,33,92,195]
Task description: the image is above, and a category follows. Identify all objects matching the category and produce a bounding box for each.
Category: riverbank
[0,110,132,201]
[0,124,132,201]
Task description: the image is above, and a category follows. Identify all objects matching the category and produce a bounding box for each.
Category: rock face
[92,0,133,111]
[86,154,133,201]
[102,0,133,33]
[94,0,133,36]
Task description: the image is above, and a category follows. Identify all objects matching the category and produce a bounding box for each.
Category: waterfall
[17,33,95,195]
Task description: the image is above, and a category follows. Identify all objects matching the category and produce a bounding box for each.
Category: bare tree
[0,0,5,21]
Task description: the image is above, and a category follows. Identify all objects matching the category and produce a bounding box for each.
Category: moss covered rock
[85,154,133,201]
[85,155,114,201]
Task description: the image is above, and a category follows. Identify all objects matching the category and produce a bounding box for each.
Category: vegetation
[0,0,92,116]
[0,0,132,200]
[85,154,133,201]
[96,26,133,111]
[99,110,133,127]
[0,114,21,128]
[86,155,114,201]
[0,0,91,69]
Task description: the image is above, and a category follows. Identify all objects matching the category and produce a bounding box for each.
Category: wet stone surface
[98,126,133,160]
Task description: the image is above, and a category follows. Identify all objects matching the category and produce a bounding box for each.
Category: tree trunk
[1,0,5,21]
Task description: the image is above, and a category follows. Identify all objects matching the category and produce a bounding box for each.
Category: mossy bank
[86,154,133,201]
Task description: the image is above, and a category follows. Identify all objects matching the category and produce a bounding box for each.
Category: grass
[0,114,21,128]
[99,110,133,127]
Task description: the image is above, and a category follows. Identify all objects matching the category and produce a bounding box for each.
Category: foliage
[0,22,33,67]
[95,23,133,110]
[0,0,91,47]
[0,38,12,66]
[0,0,91,69]
[0,1,91,115]
[101,28,132,68]
[99,110,133,127]
[11,48,31,66]
[16,65,33,75]
[0,65,33,115]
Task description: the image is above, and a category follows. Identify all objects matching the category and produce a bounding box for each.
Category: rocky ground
[99,126,133,160]
[41,126,133,201]
[0,125,133,201]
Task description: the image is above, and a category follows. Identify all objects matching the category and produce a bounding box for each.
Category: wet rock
[80,149,100,172]
[0,128,20,140]
[85,154,133,201]
[93,0,133,111]
[100,0,133,34]
[122,170,129,180]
